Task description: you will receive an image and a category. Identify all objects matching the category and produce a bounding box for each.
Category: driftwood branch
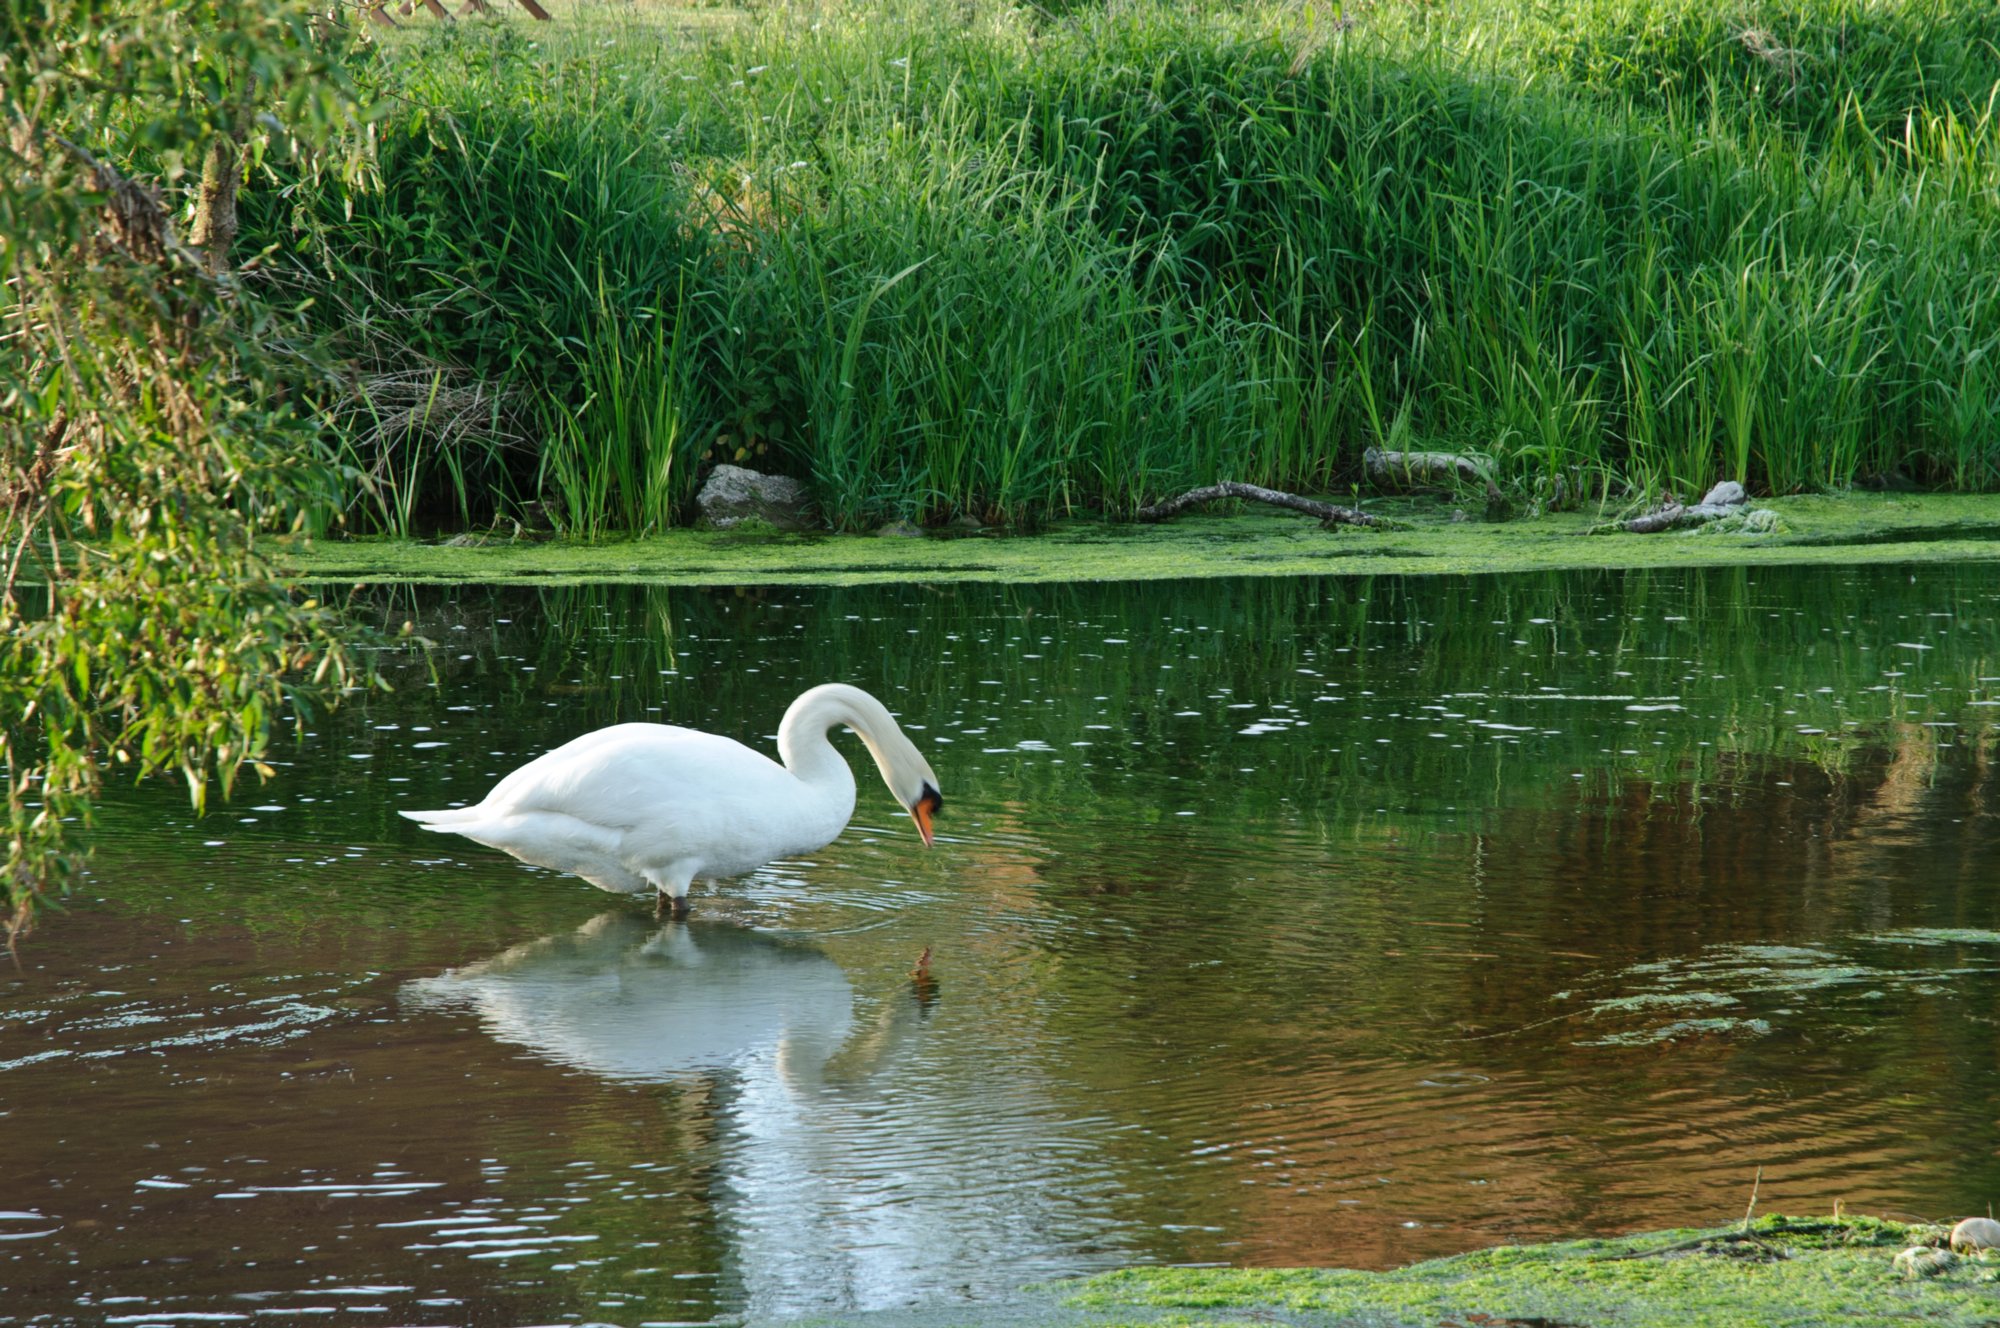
[1603,1230,1789,1263]
[1593,481,1751,535]
[1136,482,1386,529]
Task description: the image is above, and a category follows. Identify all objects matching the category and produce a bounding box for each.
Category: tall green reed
[538,281,710,537]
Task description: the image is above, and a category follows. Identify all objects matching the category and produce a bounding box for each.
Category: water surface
[5,565,1999,1325]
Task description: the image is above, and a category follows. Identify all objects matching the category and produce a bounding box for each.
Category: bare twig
[1604,1230,1787,1263]
[1136,481,1387,528]
[1589,487,1752,535]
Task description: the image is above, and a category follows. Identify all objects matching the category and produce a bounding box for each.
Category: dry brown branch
[1604,1230,1789,1263]
[1591,482,1750,534]
[341,361,529,470]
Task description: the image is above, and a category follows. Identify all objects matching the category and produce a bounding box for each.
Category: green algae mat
[781,1217,2000,1328]
[277,494,2000,586]
[1059,1216,1998,1328]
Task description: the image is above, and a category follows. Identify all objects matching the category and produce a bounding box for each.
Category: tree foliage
[1,0,379,938]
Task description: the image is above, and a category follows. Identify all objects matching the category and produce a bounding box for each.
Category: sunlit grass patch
[261,0,2000,536]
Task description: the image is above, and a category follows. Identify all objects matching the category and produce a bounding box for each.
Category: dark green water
[5,565,1999,1325]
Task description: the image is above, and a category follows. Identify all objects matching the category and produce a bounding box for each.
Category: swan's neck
[776,684,912,799]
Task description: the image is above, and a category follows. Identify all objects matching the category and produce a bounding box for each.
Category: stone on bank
[694,465,818,531]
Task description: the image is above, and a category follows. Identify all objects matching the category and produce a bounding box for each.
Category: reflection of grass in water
[139,560,2000,937]
[69,564,2000,1278]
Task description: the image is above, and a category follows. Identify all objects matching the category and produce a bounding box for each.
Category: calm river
[5,565,1999,1324]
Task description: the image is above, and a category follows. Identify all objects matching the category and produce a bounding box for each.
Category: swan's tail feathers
[400,806,483,830]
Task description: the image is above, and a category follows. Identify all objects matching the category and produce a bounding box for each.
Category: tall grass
[539,283,710,537]
[257,0,2000,532]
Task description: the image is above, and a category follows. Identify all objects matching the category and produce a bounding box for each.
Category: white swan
[400,683,941,917]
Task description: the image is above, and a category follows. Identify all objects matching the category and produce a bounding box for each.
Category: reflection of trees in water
[336,564,2000,837]
[1002,721,2000,1264]
[987,716,2000,1264]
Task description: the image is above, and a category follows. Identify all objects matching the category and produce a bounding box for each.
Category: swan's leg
[647,867,695,921]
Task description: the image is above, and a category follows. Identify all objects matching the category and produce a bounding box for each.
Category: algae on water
[1550,931,2000,1049]
[272,494,2000,588]
[1869,928,2000,947]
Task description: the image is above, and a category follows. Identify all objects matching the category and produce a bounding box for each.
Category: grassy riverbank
[261,0,2000,537]
[277,492,2000,584]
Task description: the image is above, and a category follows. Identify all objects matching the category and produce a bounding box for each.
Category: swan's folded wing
[492,726,790,832]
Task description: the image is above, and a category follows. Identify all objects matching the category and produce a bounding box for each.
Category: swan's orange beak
[911,786,941,848]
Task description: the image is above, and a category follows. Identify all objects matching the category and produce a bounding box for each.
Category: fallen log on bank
[1364,447,1492,489]
[1135,482,1388,528]
[1593,481,1759,534]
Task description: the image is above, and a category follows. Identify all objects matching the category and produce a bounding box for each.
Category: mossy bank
[1063,1215,2000,1328]
[277,493,2000,586]
[765,1216,1999,1328]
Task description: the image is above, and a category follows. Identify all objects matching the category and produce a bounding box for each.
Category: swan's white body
[401,684,940,912]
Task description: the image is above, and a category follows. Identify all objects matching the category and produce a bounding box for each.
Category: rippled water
[6,566,2000,1325]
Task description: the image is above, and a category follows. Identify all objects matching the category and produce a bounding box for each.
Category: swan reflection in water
[404,912,1105,1315]
[402,911,928,1092]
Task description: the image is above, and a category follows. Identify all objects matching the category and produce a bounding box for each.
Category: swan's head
[784,683,944,849]
[875,728,942,847]
[879,744,942,848]
[909,780,943,848]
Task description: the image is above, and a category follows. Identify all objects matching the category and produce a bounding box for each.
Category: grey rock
[1952,1217,2000,1253]
[874,519,925,538]
[695,465,817,531]
[1699,480,1748,508]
